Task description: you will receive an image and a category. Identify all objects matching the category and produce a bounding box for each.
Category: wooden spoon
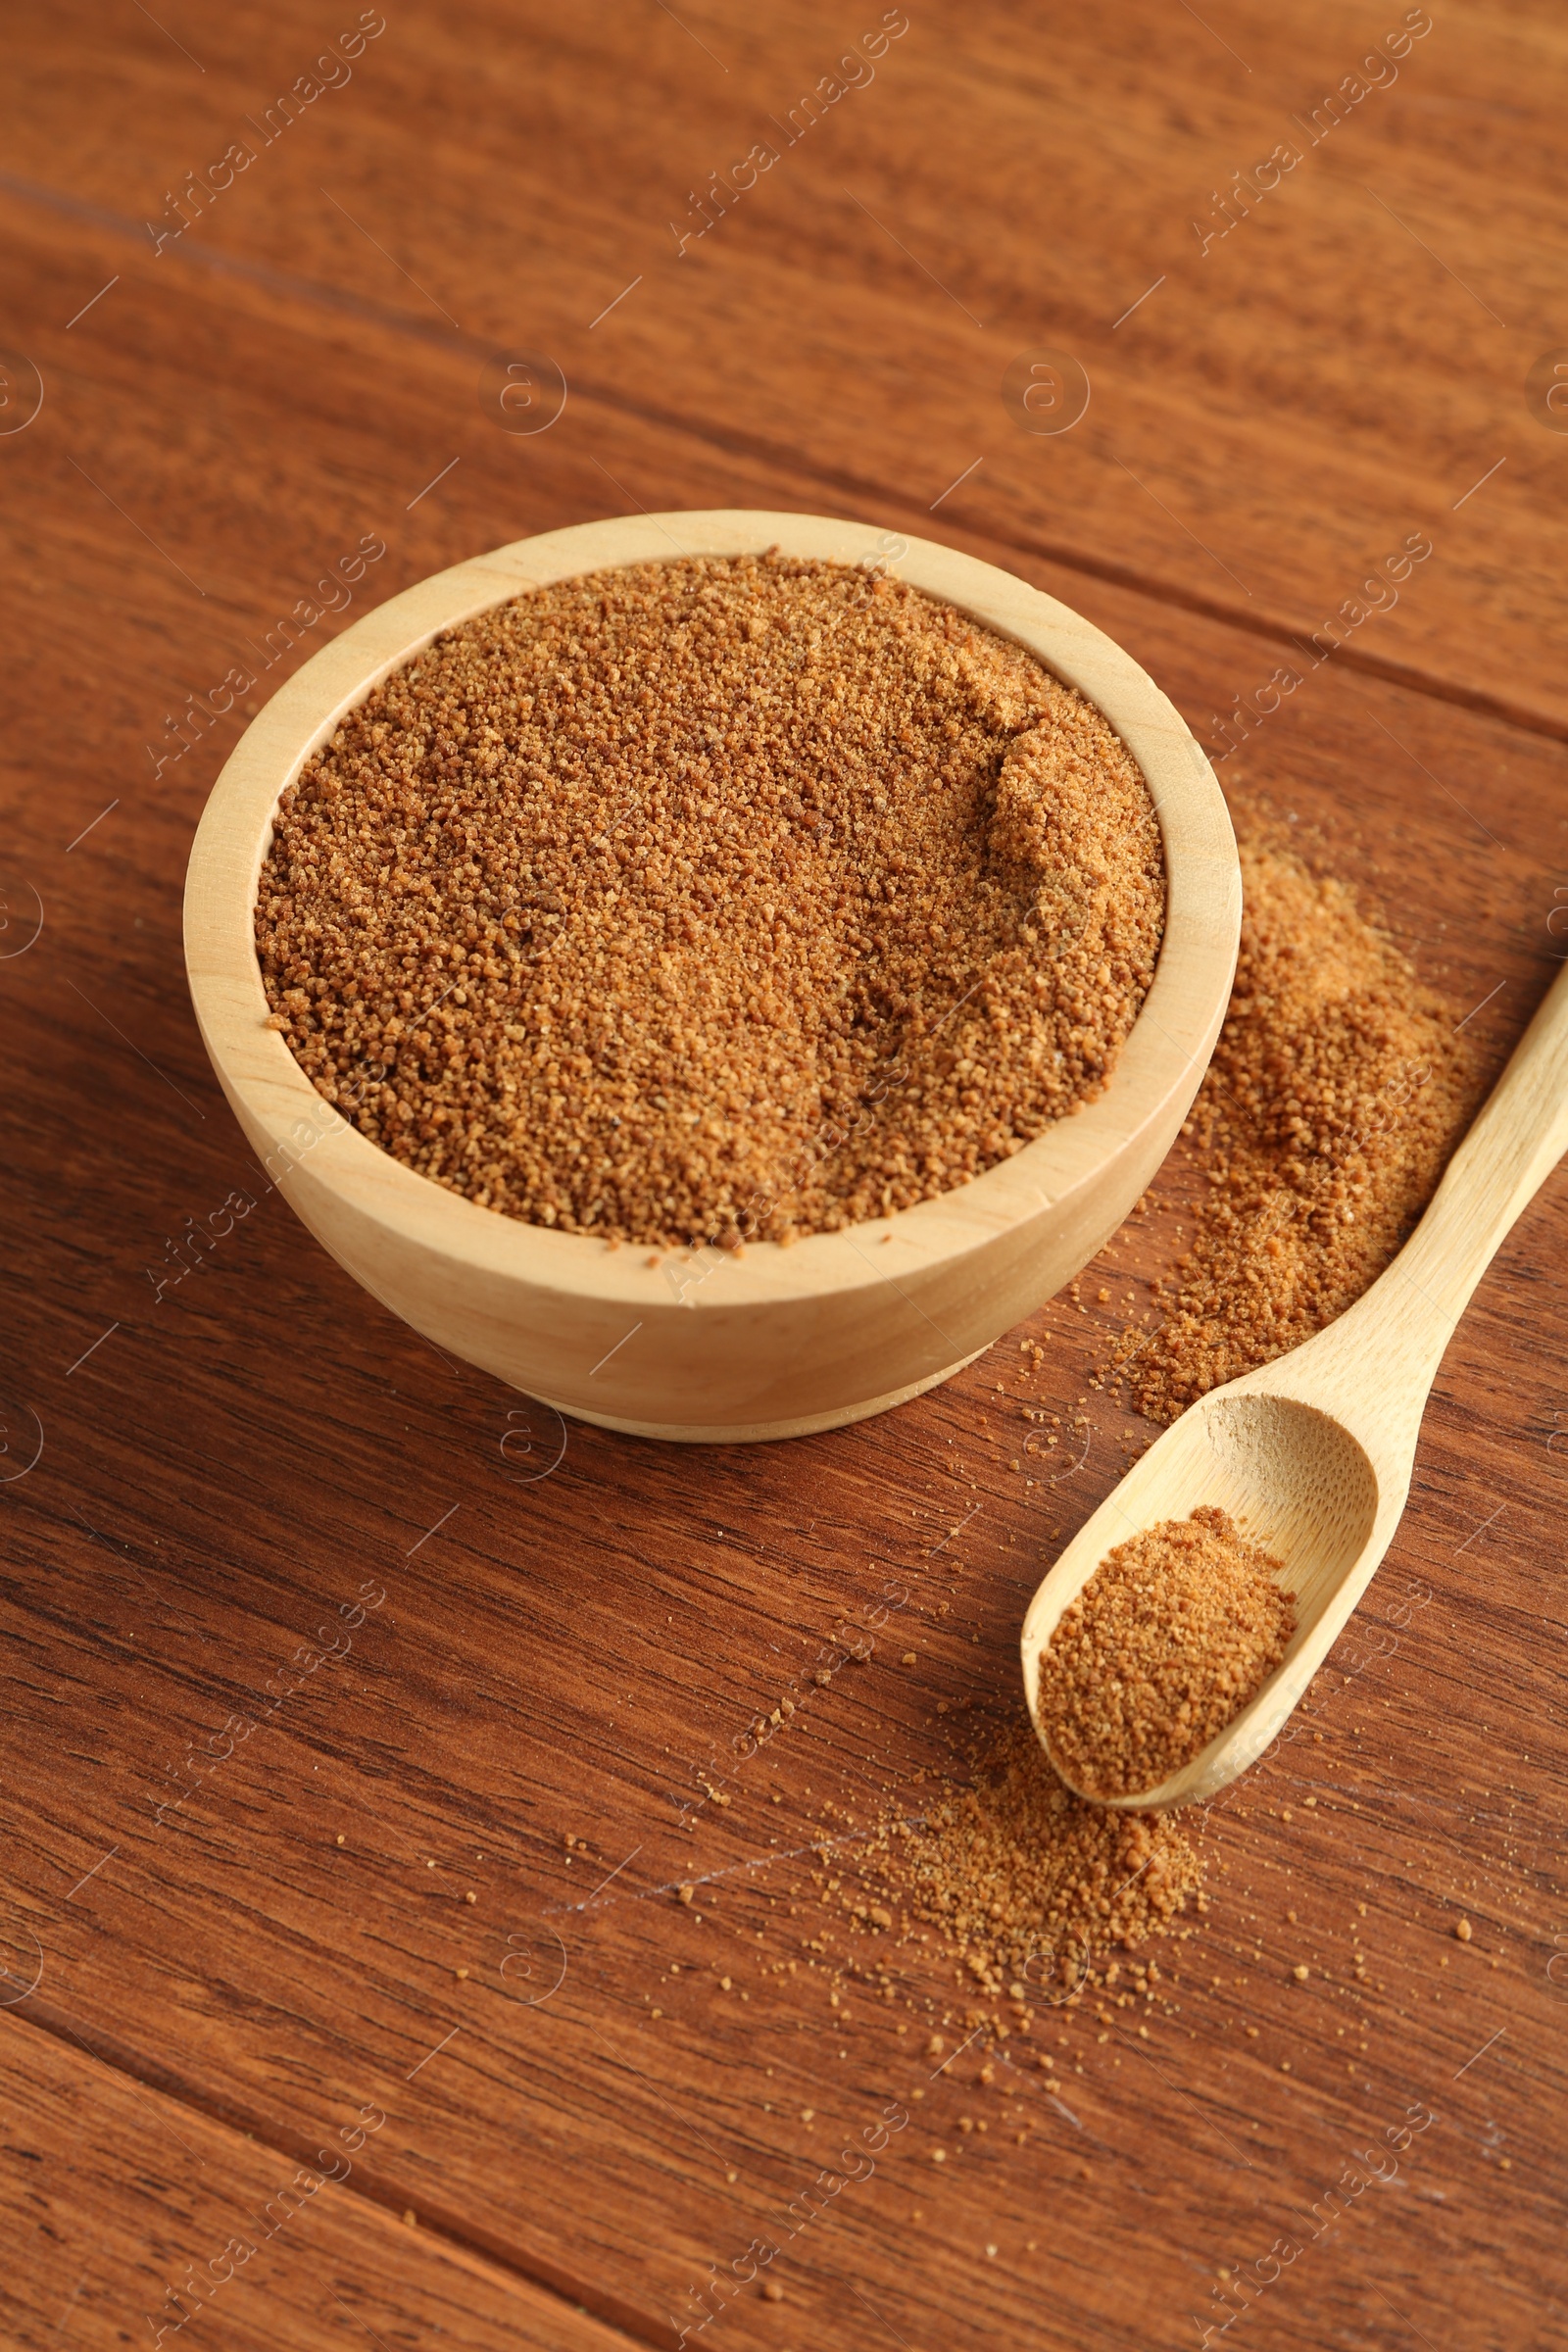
[1019,958,1568,1810]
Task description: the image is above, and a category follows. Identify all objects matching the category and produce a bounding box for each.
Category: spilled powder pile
[825,1715,1202,2014]
[1035,1506,1295,1798]
[1120,843,1482,1420]
[256,553,1163,1247]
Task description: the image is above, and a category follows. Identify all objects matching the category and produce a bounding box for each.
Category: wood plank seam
[3,22,1565,2328]
[11,1991,676,2349]
[4,170,1565,754]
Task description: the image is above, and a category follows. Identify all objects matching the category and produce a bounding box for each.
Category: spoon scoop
[1020,956,1568,1810]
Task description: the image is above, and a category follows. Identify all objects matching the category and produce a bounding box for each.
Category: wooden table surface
[3,4,1566,2347]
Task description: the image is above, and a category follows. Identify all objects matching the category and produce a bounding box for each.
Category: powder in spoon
[255,553,1163,1247]
[1036,1505,1295,1798]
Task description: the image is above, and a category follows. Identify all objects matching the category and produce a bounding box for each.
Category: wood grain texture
[4,1,1568,732]
[0,5,1565,2350]
[0,2010,637,2349]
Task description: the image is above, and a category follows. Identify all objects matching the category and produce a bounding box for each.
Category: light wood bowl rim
[183,509,1239,1314]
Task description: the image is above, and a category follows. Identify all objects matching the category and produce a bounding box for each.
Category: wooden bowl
[183,511,1239,1443]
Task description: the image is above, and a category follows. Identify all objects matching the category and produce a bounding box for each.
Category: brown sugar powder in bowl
[255,553,1164,1247]
[1036,1506,1296,1799]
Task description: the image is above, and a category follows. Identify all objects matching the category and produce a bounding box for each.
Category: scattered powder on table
[255,553,1163,1247]
[1035,1506,1295,1799]
[1119,842,1483,1421]
[825,1715,1203,2016]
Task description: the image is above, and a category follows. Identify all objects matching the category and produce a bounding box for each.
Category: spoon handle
[1304,958,1568,1408]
